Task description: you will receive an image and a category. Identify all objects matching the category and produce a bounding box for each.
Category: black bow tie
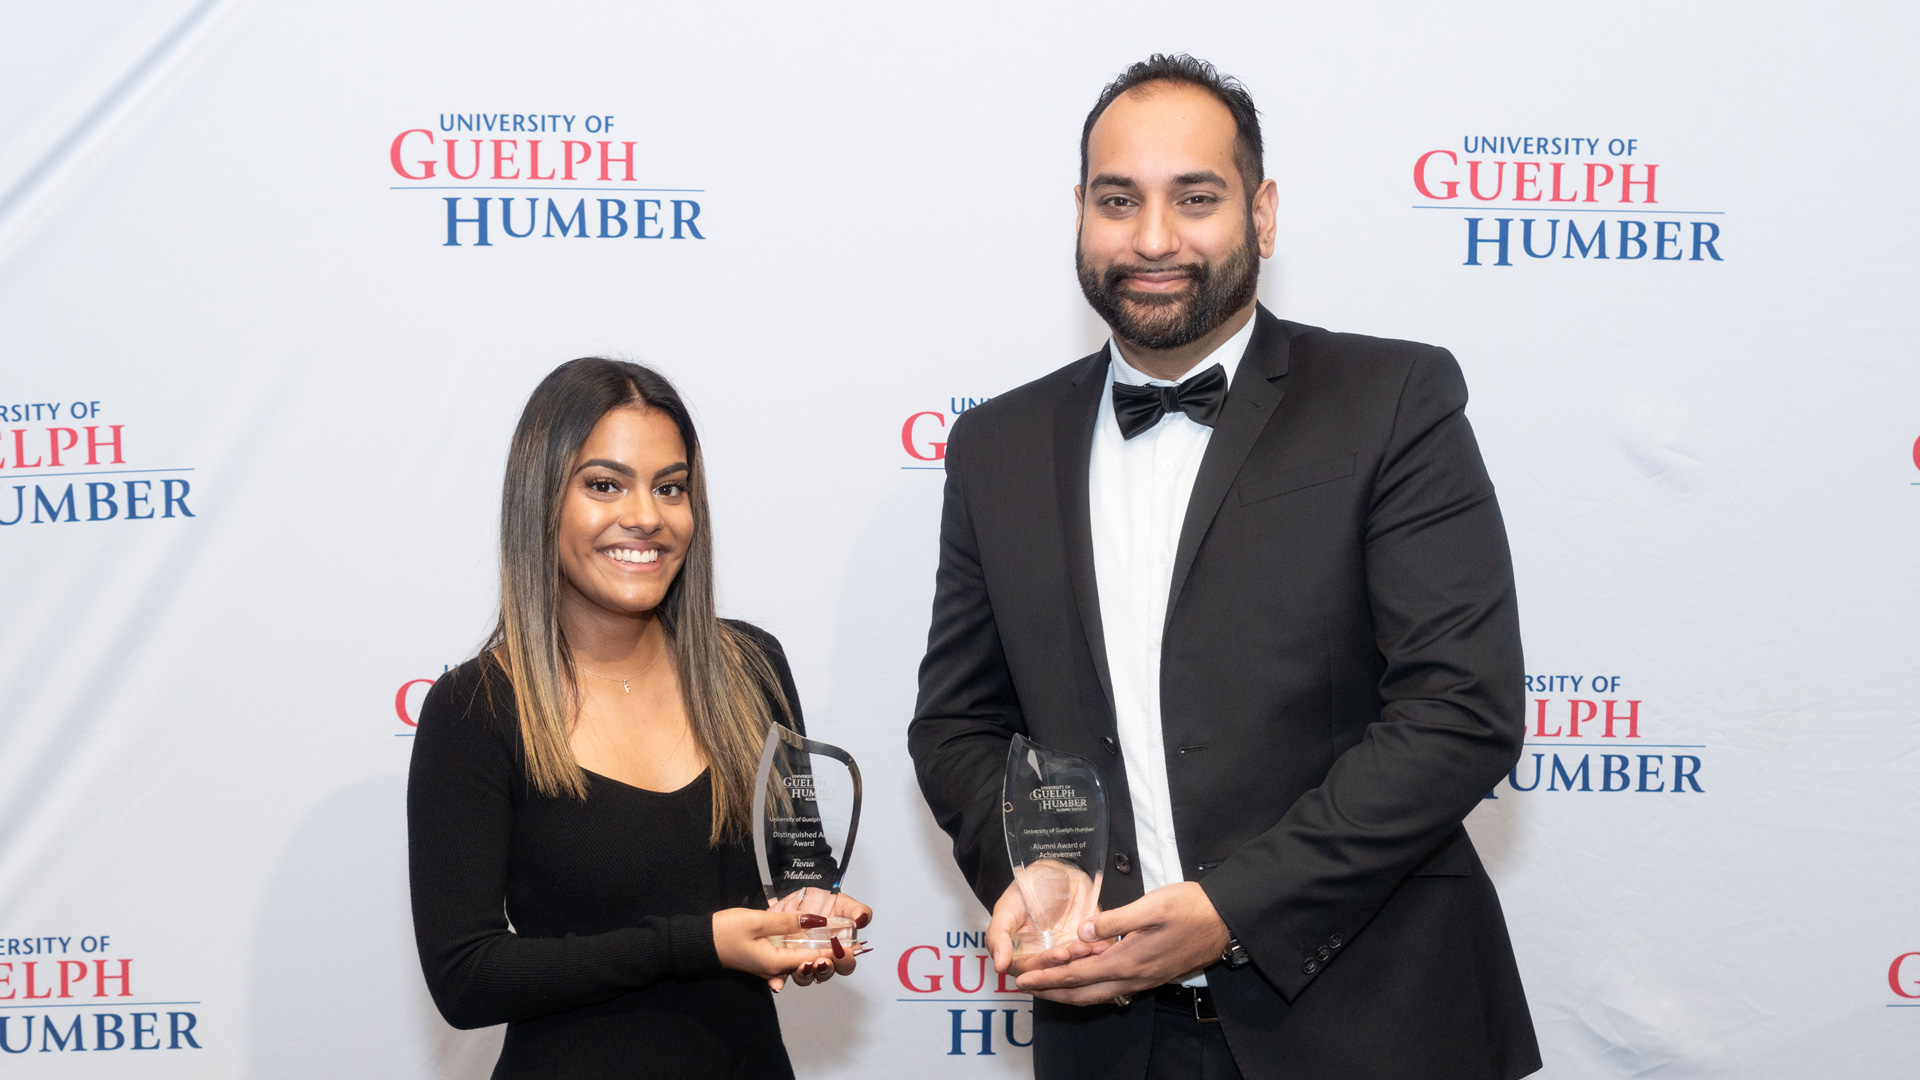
[1111,363,1229,440]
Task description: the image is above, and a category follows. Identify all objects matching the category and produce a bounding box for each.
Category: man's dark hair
[1080,54,1264,196]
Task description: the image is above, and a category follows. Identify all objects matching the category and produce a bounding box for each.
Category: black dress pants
[1146,994,1245,1080]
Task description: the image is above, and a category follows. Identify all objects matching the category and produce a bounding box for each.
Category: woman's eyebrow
[573,458,636,478]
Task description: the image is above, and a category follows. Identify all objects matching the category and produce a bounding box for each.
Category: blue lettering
[161,479,194,519]
[1654,221,1683,260]
[34,484,76,523]
[1522,218,1559,258]
[1637,754,1664,792]
[544,199,588,238]
[1673,755,1703,793]
[948,1009,995,1056]
[125,480,153,520]
[443,198,491,247]
[672,199,704,239]
[1508,753,1544,792]
[1464,218,1512,266]
[1549,754,1591,792]
[87,481,118,521]
[41,1014,83,1052]
[598,199,628,238]
[132,1013,158,1051]
[500,198,538,239]
[1618,219,1647,259]
[1691,222,1723,261]
[95,1014,123,1051]
[1602,754,1630,792]
[167,1013,200,1050]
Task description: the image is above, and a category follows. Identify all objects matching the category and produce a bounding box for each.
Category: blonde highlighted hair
[486,358,788,844]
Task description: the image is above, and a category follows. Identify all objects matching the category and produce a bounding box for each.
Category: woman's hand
[711,908,832,989]
[765,889,874,988]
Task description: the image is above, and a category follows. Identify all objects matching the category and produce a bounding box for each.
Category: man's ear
[1073,183,1085,237]
[1252,178,1278,259]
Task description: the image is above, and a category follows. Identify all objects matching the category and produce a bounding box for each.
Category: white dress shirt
[1088,314,1257,986]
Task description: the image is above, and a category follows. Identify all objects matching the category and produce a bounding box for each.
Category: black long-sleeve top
[407,622,801,1080]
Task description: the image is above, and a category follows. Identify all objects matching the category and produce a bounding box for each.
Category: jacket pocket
[1237,452,1357,506]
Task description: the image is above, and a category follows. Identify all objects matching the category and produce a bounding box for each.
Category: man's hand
[986,880,1107,977]
[1013,881,1231,1006]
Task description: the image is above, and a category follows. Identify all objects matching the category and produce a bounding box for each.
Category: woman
[408,358,868,1079]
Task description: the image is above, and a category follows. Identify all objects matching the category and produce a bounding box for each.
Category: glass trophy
[1002,733,1109,955]
[752,723,863,950]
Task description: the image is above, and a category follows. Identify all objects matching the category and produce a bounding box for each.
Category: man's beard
[1076,219,1259,351]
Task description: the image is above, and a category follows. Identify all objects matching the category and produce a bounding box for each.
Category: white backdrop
[2,1,1918,1076]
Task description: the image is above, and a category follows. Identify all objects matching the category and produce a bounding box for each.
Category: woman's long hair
[486,357,789,844]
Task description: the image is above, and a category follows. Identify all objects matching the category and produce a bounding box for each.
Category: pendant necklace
[578,635,667,695]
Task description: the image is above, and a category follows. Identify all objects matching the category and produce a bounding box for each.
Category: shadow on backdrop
[247,776,502,1079]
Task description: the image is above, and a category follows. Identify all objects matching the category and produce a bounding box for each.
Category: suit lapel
[1054,346,1116,711]
[1165,307,1294,632]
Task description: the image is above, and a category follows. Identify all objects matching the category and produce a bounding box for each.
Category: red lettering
[562,141,592,181]
[997,967,1019,993]
[1566,700,1597,738]
[95,958,132,998]
[396,678,434,727]
[527,140,556,181]
[1584,163,1614,203]
[1913,435,1920,472]
[951,953,988,993]
[389,129,437,180]
[22,961,52,999]
[445,139,482,181]
[902,412,947,461]
[47,427,78,467]
[85,425,124,465]
[1413,150,1458,199]
[58,960,87,998]
[1620,163,1657,203]
[1468,161,1505,201]
[1548,162,1579,202]
[1603,700,1641,739]
[0,962,11,1000]
[491,139,520,180]
[1533,698,1559,737]
[1891,953,1920,999]
[1513,161,1541,201]
[599,141,636,182]
[11,429,43,468]
[897,945,943,992]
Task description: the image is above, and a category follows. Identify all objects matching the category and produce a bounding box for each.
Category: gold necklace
[577,635,667,695]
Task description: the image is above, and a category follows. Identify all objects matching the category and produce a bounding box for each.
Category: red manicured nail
[800,914,828,928]
[831,938,845,959]
[854,912,871,929]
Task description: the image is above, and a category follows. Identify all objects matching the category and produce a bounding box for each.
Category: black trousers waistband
[1153,983,1217,1022]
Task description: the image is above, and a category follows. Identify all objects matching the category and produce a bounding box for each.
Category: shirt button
[1113,852,1133,875]
[1160,461,1173,474]
[1154,551,1167,564]
[1100,736,1119,755]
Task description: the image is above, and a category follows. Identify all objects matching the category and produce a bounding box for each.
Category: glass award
[1002,733,1109,955]
[752,723,863,949]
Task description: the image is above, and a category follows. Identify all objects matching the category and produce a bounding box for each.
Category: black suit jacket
[908,306,1541,1080]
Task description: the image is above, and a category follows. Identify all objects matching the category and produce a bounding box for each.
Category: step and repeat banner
[1,1,1916,1076]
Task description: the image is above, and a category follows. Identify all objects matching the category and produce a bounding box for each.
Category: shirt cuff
[667,912,722,978]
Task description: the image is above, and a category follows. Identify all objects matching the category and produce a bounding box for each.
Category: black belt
[1153,984,1217,1022]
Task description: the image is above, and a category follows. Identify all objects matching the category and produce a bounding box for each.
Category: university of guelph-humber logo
[900,396,992,470]
[0,398,194,527]
[1412,134,1726,267]
[389,112,706,247]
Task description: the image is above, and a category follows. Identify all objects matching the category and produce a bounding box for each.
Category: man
[908,55,1540,1080]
